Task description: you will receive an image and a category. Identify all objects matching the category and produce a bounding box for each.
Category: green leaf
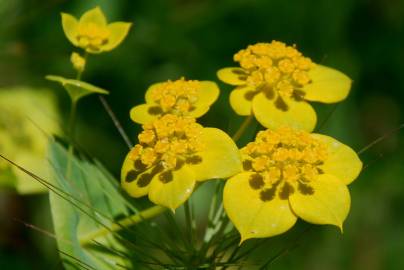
[48,141,130,270]
[0,166,16,189]
[46,75,109,103]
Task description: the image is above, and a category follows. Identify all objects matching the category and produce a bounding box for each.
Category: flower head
[223,127,362,242]
[121,114,241,210]
[217,41,352,132]
[61,6,132,53]
[130,78,220,124]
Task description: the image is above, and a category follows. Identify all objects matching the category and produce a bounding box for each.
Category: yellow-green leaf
[148,165,196,211]
[188,128,242,181]
[311,134,362,185]
[252,93,317,132]
[224,172,297,242]
[304,64,352,103]
[217,67,248,86]
[289,174,350,231]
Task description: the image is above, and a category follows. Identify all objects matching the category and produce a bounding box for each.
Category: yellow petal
[102,22,132,51]
[303,65,352,103]
[311,134,362,185]
[289,174,350,231]
[79,6,107,27]
[252,93,317,132]
[187,81,219,118]
[229,86,255,116]
[145,82,164,103]
[194,81,220,107]
[187,105,210,118]
[224,173,297,242]
[130,104,160,124]
[187,128,242,181]
[61,13,79,46]
[121,153,162,197]
[148,165,196,211]
[217,67,248,86]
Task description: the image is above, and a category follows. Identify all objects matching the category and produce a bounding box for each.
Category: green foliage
[48,141,130,269]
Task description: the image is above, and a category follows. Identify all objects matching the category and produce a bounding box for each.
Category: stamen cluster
[77,23,110,51]
[234,41,315,98]
[129,114,205,170]
[149,78,200,114]
[241,127,327,184]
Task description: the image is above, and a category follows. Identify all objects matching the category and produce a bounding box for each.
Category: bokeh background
[1,0,403,269]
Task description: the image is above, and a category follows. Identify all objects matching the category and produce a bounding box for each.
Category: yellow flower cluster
[149,78,200,114]
[217,40,352,132]
[76,22,110,51]
[224,127,362,241]
[130,78,219,124]
[129,114,204,171]
[234,41,315,98]
[241,127,327,184]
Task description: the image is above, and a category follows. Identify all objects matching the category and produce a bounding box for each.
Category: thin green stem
[76,51,88,81]
[232,114,254,142]
[358,123,404,155]
[66,100,77,178]
[184,200,196,250]
[98,95,133,149]
[66,52,88,177]
[79,205,167,246]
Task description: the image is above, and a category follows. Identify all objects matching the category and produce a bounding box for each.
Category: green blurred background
[1,0,403,269]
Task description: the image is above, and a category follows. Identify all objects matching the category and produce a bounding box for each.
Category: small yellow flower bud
[70,52,86,72]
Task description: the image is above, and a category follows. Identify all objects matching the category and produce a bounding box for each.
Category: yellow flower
[217,41,352,132]
[130,78,220,124]
[121,114,241,210]
[223,127,362,242]
[61,6,132,53]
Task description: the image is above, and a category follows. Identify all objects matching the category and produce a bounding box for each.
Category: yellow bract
[223,127,362,241]
[130,78,220,124]
[217,41,352,132]
[121,114,241,211]
[61,6,132,53]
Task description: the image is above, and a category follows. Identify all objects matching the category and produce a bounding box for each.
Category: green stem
[76,51,88,81]
[80,205,167,246]
[184,200,196,250]
[66,100,77,178]
[232,114,254,142]
[66,52,87,177]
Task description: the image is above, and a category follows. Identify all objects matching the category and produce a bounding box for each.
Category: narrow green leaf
[48,141,130,270]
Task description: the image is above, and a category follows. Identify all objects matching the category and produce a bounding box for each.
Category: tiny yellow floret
[130,78,220,125]
[241,127,327,184]
[149,78,200,114]
[130,114,205,171]
[233,41,315,98]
